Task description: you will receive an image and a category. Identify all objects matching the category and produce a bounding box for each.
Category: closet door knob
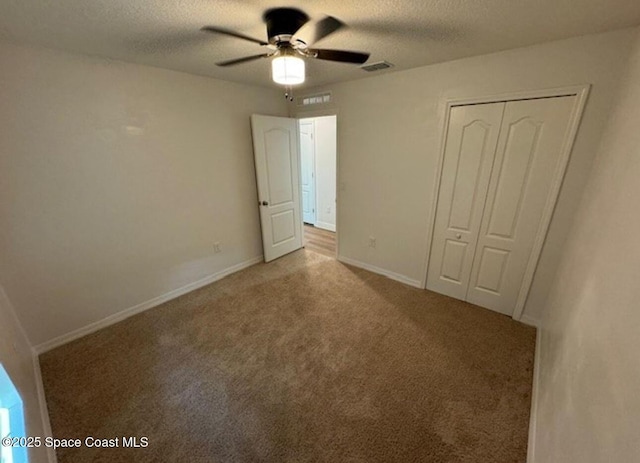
[456,233,462,239]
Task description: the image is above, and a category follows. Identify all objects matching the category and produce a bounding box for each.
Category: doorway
[298,115,337,258]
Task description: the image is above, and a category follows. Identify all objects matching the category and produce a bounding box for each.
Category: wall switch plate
[213,242,222,253]
[368,236,376,248]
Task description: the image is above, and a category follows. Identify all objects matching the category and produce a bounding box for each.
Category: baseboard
[519,314,540,328]
[337,255,422,288]
[527,325,542,463]
[314,221,336,232]
[34,255,264,354]
[32,355,58,463]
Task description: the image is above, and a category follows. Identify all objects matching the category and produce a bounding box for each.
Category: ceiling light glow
[271,56,305,85]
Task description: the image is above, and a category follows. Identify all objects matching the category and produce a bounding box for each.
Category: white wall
[0,42,287,347]
[292,28,635,319]
[531,27,640,462]
[0,286,53,462]
[312,116,337,232]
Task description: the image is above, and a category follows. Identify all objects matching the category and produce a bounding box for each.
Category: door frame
[293,108,340,259]
[299,119,317,225]
[421,84,590,321]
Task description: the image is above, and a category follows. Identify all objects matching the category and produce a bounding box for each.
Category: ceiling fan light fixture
[271,55,305,85]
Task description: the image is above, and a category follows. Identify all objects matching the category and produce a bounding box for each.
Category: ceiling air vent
[361,61,394,72]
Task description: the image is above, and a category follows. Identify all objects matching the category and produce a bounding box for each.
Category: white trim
[291,106,340,120]
[314,221,336,232]
[420,96,452,289]
[0,286,57,462]
[32,356,57,463]
[519,314,540,328]
[338,255,422,288]
[334,114,340,260]
[311,118,319,228]
[295,118,306,256]
[512,85,590,320]
[421,84,591,323]
[34,256,263,354]
[295,110,340,260]
[446,85,590,107]
[0,287,32,353]
[527,325,542,463]
[299,118,318,226]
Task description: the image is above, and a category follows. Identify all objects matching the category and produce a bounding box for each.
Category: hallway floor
[303,224,336,257]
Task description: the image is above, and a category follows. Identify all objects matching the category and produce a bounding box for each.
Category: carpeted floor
[40,250,536,463]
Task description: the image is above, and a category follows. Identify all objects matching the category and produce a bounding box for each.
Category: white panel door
[426,103,505,299]
[465,96,576,314]
[299,120,316,224]
[251,115,303,262]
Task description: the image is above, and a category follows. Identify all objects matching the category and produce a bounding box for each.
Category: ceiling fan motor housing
[204,8,369,68]
[264,8,309,45]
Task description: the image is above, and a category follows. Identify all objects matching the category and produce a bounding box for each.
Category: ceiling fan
[201,7,370,88]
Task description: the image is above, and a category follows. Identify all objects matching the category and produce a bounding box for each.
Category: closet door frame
[421,84,590,322]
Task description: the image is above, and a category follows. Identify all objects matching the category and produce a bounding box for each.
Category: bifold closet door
[426,102,505,300]
[465,96,576,314]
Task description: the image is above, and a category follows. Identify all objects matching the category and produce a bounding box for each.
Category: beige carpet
[40,250,536,463]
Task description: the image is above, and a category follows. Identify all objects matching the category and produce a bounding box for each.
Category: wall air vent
[361,61,394,72]
[299,92,332,106]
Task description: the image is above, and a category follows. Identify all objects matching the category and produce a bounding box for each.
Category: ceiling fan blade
[292,16,344,46]
[310,49,370,64]
[216,54,270,67]
[201,26,268,46]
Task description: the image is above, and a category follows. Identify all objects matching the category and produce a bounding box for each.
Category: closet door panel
[466,96,576,314]
[426,103,505,299]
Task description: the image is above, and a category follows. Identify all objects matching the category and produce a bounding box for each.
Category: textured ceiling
[1,0,640,89]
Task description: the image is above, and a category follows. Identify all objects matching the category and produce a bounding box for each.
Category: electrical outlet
[326,206,331,214]
[213,242,222,253]
[368,236,376,249]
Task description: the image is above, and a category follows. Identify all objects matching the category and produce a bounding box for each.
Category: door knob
[456,233,462,239]
[261,201,269,206]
